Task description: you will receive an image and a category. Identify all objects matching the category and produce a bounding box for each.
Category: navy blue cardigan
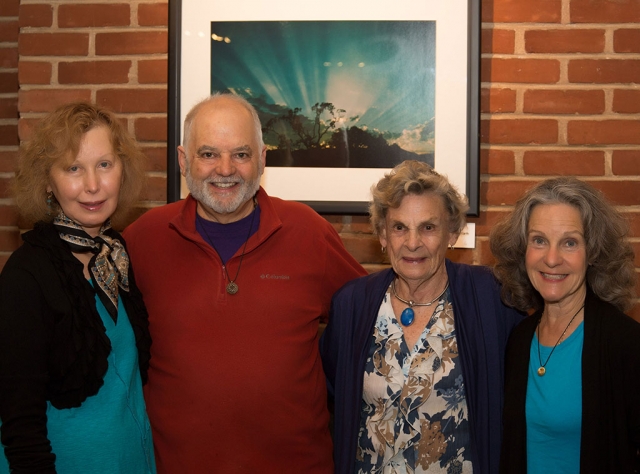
[319,261,524,474]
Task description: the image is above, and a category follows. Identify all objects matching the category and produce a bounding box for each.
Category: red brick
[140,175,167,202]
[59,60,131,84]
[0,0,19,17]
[0,176,12,198]
[477,240,494,266]
[468,209,513,236]
[568,120,640,145]
[96,89,167,113]
[483,179,537,206]
[138,3,168,27]
[569,59,640,84]
[523,150,604,176]
[622,211,640,236]
[0,20,19,42]
[95,32,168,55]
[481,87,516,113]
[139,59,167,84]
[0,149,18,173]
[612,150,640,176]
[571,0,640,23]
[480,149,515,175]
[482,58,560,84]
[19,33,89,56]
[481,119,558,145]
[18,117,39,141]
[0,228,20,250]
[0,47,18,68]
[18,61,52,85]
[0,204,19,226]
[18,89,92,113]
[142,146,168,172]
[58,4,130,28]
[482,0,561,23]
[613,89,640,113]
[481,28,515,54]
[135,117,167,142]
[342,234,385,264]
[523,89,605,114]
[614,29,640,53]
[19,4,53,28]
[590,180,640,206]
[0,97,17,119]
[525,29,605,53]
[0,71,18,94]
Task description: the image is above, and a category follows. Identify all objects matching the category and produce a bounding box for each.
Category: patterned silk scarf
[53,211,130,322]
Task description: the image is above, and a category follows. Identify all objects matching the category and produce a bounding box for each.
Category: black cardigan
[500,290,640,473]
[0,222,151,470]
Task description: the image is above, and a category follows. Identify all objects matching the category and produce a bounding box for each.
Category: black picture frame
[168,0,480,216]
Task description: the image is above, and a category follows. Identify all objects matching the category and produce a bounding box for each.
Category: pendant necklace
[198,197,257,295]
[391,279,449,326]
[536,303,584,376]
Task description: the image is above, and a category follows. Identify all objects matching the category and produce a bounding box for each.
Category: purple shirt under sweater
[195,205,261,264]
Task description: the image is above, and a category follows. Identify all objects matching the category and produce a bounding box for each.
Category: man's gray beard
[185,168,262,216]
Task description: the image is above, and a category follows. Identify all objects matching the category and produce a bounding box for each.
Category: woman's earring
[381,246,386,253]
[46,191,53,214]
[449,244,455,250]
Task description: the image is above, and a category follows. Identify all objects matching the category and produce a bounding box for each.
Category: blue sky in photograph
[210,21,436,154]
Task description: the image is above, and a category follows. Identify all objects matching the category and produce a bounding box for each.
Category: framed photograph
[168,0,480,215]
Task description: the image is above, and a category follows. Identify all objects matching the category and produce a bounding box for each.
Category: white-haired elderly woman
[320,160,524,474]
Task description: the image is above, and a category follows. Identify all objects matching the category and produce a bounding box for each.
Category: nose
[215,154,236,177]
[405,228,422,251]
[543,245,562,267]
[84,169,99,194]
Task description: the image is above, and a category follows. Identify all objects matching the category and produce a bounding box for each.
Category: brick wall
[1,0,638,317]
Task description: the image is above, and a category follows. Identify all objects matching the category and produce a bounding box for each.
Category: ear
[448,232,460,247]
[259,145,267,168]
[177,146,188,177]
[46,184,52,193]
[379,226,388,249]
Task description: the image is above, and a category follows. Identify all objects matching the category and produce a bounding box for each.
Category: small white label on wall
[453,223,475,249]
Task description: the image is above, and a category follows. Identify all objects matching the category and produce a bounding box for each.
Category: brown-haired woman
[0,102,155,473]
[491,177,639,474]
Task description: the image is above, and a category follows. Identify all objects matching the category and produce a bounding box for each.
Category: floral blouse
[356,288,472,474]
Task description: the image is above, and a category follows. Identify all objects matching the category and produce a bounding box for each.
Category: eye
[422,224,435,232]
[529,236,545,246]
[68,165,79,172]
[98,161,111,169]
[392,224,405,232]
[565,239,578,248]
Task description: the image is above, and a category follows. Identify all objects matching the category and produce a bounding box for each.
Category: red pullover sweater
[123,188,366,473]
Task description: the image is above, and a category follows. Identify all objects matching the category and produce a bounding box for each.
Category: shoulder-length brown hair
[12,102,146,228]
[490,177,636,313]
[369,160,468,236]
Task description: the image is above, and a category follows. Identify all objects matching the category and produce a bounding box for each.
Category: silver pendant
[537,367,546,376]
[226,281,238,295]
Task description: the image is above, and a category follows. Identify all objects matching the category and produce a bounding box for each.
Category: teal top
[0,290,156,473]
[526,321,584,474]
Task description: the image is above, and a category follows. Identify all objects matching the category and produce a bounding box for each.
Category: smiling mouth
[210,182,238,189]
[80,201,105,210]
[541,272,567,280]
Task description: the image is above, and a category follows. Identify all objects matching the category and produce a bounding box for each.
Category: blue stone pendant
[400,307,415,326]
